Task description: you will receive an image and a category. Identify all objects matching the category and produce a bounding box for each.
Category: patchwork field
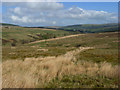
[2,25,119,88]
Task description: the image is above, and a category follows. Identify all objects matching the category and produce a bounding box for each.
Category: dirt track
[28,34,85,44]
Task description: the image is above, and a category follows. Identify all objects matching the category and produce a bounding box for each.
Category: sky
[1,2,118,26]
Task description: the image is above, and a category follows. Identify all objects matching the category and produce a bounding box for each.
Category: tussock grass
[2,47,119,88]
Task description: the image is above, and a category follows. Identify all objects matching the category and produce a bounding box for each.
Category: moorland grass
[2,32,118,63]
[2,31,119,88]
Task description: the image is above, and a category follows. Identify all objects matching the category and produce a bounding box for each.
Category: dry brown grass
[2,47,119,88]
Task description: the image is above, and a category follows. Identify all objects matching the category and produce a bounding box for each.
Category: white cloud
[2,2,118,26]
[52,21,56,24]
[26,2,64,10]
[2,0,57,2]
[35,19,46,23]
[2,0,119,2]
[10,15,32,23]
[62,7,115,20]
[13,7,22,15]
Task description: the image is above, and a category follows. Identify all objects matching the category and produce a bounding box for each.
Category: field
[2,26,73,46]
[2,25,119,88]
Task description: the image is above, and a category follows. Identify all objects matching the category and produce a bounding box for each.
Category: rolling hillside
[2,22,119,88]
[2,23,118,46]
[57,23,118,33]
[2,25,72,46]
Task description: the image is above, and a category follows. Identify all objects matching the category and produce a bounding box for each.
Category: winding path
[28,34,85,44]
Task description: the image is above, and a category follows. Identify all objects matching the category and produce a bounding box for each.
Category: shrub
[11,42,16,46]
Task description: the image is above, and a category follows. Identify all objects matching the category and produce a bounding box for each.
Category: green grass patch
[40,74,118,88]
[76,48,118,65]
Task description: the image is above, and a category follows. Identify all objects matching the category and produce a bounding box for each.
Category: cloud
[2,0,57,2]
[2,2,117,26]
[2,0,120,2]
[26,2,64,10]
[10,15,32,23]
[59,7,116,20]
[11,7,22,15]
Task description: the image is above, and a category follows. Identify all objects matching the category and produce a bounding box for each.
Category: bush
[20,39,29,44]
[11,43,16,46]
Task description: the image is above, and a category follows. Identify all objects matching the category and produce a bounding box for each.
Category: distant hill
[45,26,61,29]
[57,23,118,33]
[1,23,118,33]
[0,23,19,26]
